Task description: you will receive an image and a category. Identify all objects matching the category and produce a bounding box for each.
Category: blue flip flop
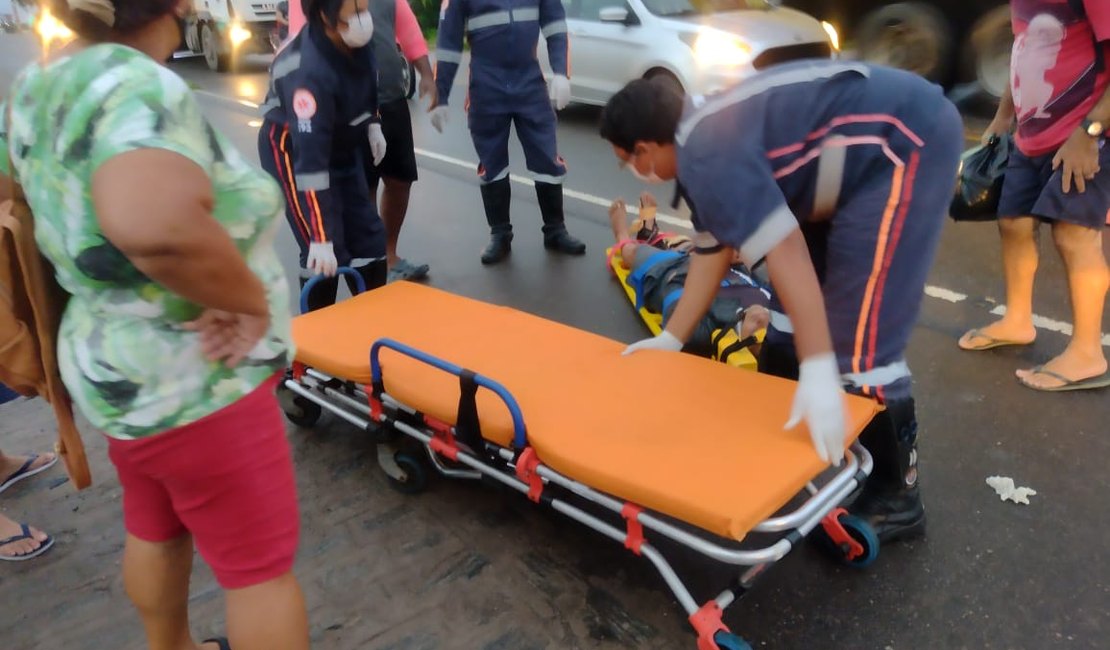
[203,637,232,650]
[0,453,58,495]
[0,524,54,562]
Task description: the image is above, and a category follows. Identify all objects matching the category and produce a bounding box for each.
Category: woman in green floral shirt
[0,1,309,648]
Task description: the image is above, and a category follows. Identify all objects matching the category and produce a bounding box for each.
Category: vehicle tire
[283,395,323,428]
[401,46,417,99]
[201,23,232,73]
[646,69,684,99]
[856,2,952,83]
[967,6,1013,99]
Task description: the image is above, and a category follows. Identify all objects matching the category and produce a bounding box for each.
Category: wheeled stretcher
[281,274,883,650]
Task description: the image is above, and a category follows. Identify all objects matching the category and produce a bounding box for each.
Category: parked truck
[781,0,1012,97]
[181,0,280,72]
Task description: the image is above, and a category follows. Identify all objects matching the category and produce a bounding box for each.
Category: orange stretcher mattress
[292,282,881,541]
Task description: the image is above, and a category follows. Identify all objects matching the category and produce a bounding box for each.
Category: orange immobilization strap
[515,447,544,503]
[425,415,460,461]
[621,503,645,555]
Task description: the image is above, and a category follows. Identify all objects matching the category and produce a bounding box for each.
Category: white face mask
[628,157,665,185]
[340,10,374,48]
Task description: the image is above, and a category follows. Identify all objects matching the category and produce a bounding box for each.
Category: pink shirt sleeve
[395,0,429,61]
[1087,0,1110,42]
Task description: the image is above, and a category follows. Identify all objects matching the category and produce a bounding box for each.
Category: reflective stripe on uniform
[842,360,911,388]
[295,171,330,191]
[436,49,463,63]
[271,52,302,82]
[541,19,567,37]
[513,7,540,21]
[467,10,510,31]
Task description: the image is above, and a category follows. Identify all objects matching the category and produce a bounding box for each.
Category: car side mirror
[599,6,638,26]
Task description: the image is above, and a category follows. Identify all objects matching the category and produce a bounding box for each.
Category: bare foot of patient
[609,197,629,241]
[739,305,771,340]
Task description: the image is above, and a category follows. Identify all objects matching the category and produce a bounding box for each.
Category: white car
[541,0,839,105]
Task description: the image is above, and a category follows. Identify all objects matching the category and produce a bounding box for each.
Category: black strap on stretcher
[455,370,495,463]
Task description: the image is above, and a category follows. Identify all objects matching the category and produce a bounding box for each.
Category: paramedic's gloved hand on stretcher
[307,242,338,277]
[622,330,683,355]
[785,353,847,466]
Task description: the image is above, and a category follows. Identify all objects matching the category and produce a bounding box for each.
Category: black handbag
[950,133,1012,222]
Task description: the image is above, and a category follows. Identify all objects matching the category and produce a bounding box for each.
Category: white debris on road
[986,476,1038,505]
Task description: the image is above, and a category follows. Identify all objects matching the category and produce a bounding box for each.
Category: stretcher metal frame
[281,337,876,650]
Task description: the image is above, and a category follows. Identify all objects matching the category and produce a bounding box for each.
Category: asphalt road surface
[1,33,1107,650]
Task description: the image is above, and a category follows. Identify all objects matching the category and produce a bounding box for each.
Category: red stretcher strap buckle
[425,415,460,461]
[689,601,730,650]
[291,362,306,380]
[368,394,383,423]
[620,503,645,556]
[515,447,543,503]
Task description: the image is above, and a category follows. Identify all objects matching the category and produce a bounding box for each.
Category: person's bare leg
[959,216,1040,348]
[381,177,413,269]
[226,572,309,650]
[0,510,49,558]
[1017,222,1109,387]
[608,197,629,241]
[123,533,218,650]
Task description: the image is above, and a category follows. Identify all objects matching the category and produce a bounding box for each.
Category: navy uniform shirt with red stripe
[260,24,381,244]
[675,60,948,266]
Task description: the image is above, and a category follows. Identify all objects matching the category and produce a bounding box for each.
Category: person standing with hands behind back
[258,0,388,311]
[959,0,1110,392]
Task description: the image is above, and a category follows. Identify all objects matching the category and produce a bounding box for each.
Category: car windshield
[641,0,771,18]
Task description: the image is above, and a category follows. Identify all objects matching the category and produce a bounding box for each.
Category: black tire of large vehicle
[965,6,1013,99]
[646,69,684,99]
[404,59,417,100]
[856,2,952,83]
[202,23,232,73]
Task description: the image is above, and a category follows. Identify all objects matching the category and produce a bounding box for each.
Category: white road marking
[924,286,968,303]
[413,147,691,228]
[194,90,1105,346]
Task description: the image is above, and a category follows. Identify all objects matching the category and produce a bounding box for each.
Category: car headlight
[692,30,753,68]
[229,21,252,47]
[821,21,840,51]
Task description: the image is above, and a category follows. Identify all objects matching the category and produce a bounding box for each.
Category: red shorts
[107,374,300,589]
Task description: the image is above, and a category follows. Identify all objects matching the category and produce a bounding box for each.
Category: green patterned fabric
[1,44,292,440]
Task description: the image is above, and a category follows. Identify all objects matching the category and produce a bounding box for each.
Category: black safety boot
[348,259,387,293]
[535,181,585,255]
[848,397,926,543]
[480,178,513,265]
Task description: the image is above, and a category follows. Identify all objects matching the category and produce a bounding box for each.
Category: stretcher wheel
[814,511,880,568]
[387,453,428,494]
[713,631,753,650]
[836,515,880,568]
[284,396,323,428]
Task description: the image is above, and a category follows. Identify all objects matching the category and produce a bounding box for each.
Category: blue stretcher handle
[299,266,366,313]
[369,338,529,450]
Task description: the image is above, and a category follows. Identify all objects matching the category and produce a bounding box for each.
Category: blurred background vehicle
[539,0,840,105]
[180,0,280,72]
[781,0,1012,100]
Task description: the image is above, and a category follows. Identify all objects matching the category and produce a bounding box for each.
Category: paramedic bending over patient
[599,63,963,545]
[258,0,388,311]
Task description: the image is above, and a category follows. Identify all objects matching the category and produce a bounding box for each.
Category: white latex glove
[306,242,338,277]
[621,330,683,356]
[368,123,387,166]
[549,74,571,111]
[785,352,847,466]
[430,106,450,133]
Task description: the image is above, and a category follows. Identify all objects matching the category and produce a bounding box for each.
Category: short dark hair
[52,0,178,42]
[599,78,684,153]
[303,0,349,29]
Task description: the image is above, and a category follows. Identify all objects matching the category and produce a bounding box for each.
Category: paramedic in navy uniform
[431,0,587,264]
[258,0,388,311]
[600,61,964,544]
